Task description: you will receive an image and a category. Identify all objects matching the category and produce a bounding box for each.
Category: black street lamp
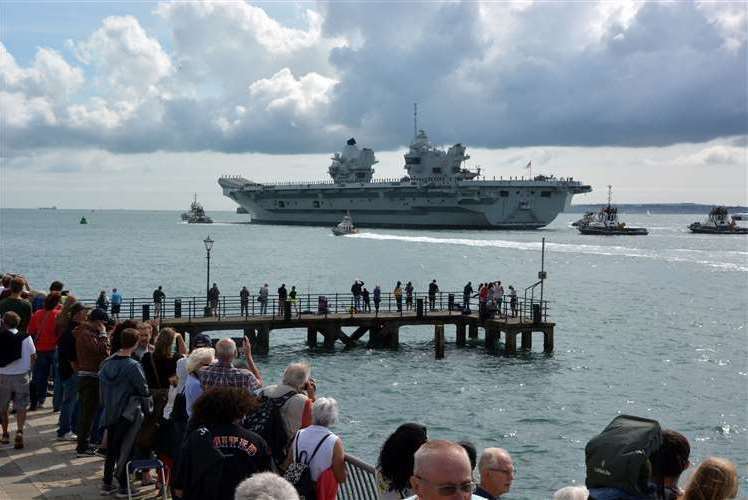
[204,235,214,316]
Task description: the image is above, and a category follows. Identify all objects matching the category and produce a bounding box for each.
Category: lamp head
[203,235,214,252]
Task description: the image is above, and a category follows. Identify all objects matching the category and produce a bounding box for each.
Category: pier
[88,291,555,357]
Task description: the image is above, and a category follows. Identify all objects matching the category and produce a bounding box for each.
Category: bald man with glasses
[407,440,477,500]
[474,448,515,499]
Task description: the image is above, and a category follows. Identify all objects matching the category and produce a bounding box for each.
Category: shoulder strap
[146,352,162,388]
[306,432,332,465]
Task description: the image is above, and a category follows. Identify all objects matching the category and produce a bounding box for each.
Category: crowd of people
[0,272,742,500]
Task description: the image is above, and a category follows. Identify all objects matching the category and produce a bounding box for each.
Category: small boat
[688,207,748,234]
[184,194,213,224]
[332,212,358,236]
[577,186,648,236]
[80,216,88,225]
[571,211,595,227]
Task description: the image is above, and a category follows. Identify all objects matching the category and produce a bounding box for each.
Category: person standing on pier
[394,282,403,313]
[351,280,363,312]
[152,286,166,318]
[463,282,474,311]
[508,286,517,318]
[362,287,371,312]
[208,283,220,317]
[74,308,111,457]
[408,440,474,500]
[200,337,262,394]
[405,282,414,310]
[110,288,122,320]
[479,284,489,320]
[474,448,515,499]
[277,284,288,317]
[289,286,299,316]
[240,286,250,316]
[95,290,108,311]
[428,280,439,311]
[0,311,36,450]
[494,282,504,318]
[373,285,382,314]
[259,284,269,315]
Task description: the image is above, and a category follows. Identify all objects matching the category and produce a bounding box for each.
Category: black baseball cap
[89,308,110,322]
[193,333,211,348]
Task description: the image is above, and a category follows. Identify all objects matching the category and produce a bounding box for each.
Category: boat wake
[348,233,748,272]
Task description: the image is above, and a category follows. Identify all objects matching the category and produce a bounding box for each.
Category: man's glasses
[487,466,516,475]
[415,475,476,496]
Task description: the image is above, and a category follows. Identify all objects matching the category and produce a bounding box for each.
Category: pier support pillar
[434,324,445,360]
[505,331,517,355]
[307,327,317,348]
[254,326,270,355]
[387,325,400,348]
[521,330,532,351]
[485,327,499,354]
[468,322,478,340]
[322,327,336,350]
[543,326,554,353]
[456,323,467,347]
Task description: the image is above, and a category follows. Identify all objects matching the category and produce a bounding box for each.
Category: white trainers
[58,431,77,441]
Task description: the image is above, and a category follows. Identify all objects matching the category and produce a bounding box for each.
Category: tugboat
[183,194,213,224]
[571,211,595,227]
[688,207,748,234]
[331,212,358,236]
[577,186,648,236]
[79,216,88,225]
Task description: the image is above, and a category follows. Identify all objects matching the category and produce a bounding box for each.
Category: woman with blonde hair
[184,347,215,418]
[683,457,739,500]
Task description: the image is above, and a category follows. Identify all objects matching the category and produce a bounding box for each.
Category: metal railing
[83,289,550,324]
[337,454,378,500]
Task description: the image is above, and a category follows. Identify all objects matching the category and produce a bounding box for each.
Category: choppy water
[1,209,746,498]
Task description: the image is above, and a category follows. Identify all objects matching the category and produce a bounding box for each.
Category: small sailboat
[332,212,358,236]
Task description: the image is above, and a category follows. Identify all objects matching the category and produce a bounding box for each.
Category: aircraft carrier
[219,130,591,229]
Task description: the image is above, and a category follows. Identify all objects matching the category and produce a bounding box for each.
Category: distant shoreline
[1,203,746,214]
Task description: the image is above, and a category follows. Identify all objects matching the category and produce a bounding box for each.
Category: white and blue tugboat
[688,207,748,234]
[577,186,648,236]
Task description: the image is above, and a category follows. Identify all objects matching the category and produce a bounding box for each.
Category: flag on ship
[525,161,532,169]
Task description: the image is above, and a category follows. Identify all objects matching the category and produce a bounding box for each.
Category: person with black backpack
[285,397,346,500]
[249,362,316,471]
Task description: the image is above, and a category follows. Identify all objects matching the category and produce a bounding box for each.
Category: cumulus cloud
[1,1,745,157]
[675,141,747,167]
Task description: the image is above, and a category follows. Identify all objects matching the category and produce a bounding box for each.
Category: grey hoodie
[99,354,150,427]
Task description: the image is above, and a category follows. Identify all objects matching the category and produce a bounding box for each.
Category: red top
[27,308,61,352]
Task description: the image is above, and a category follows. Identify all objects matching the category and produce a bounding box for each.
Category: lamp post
[204,235,214,316]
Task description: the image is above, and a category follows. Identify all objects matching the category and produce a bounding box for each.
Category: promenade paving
[0,408,161,499]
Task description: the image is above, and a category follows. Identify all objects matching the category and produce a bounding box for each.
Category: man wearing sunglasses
[408,440,476,500]
[474,448,515,499]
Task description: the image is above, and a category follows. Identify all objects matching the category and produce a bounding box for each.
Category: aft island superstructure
[219,130,591,229]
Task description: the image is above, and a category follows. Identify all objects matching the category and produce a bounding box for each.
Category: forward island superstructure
[219,130,591,229]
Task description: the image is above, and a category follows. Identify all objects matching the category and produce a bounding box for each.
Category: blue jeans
[57,375,79,437]
[32,351,55,407]
[53,350,63,411]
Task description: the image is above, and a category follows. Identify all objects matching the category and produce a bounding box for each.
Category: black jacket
[0,328,27,367]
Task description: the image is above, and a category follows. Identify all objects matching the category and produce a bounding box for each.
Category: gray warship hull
[219,177,591,229]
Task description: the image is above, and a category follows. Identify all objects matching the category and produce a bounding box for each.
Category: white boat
[332,213,358,236]
[688,207,748,234]
[577,186,648,236]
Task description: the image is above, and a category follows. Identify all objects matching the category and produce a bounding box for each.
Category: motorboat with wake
[332,212,358,236]
[688,207,748,234]
[577,186,648,235]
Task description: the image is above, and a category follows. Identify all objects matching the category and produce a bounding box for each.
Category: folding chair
[125,458,168,499]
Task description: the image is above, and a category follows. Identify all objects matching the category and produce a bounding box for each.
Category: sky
[1,0,746,209]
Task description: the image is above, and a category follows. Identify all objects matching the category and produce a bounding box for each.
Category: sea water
[1,209,746,498]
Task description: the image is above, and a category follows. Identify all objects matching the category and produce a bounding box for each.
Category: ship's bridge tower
[404,130,472,181]
[328,138,377,184]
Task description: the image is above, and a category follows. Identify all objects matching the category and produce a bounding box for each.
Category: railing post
[129,299,134,319]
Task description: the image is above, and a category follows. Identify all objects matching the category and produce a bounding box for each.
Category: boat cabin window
[405,157,421,165]
[313,201,320,208]
[500,191,509,197]
[432,168,442,174]
[541,191,551,198]
[278,201,285,208]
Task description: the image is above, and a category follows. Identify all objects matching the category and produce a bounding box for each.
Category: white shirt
[0,329,36,375]
[175,356,188,393]
[294,425,338,481]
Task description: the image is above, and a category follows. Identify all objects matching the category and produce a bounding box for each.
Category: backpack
[242,390,297,467]
[585,415,663,497]
[284,431,332,500]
